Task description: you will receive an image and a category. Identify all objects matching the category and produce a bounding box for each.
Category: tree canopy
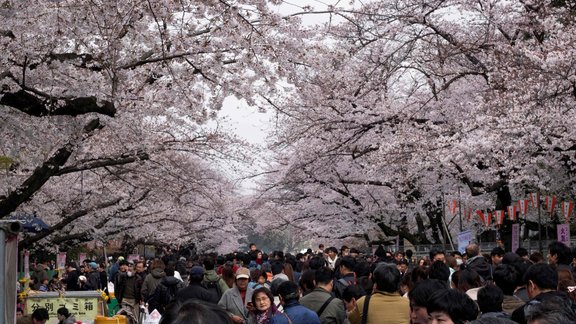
[2,0,576,251]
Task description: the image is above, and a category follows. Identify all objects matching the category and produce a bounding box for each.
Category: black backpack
[204,279,222,302]
[150,282,181,314]
[335,277,356,299]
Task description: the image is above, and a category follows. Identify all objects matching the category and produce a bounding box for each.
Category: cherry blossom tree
[0,0,302,250]
[3,0,575,251]
[250,0,576,246]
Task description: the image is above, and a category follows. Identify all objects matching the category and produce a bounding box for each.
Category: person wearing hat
[218,267,254,323]
[175,265,218,304]
[85,262,101,291]
[78,275,88,290]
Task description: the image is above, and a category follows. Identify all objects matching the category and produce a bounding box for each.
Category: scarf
[255,304,280,324]
[256,311,271,324]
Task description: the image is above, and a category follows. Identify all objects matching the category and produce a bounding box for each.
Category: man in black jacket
[333,256,357,299]
[465,243,492,282]
[176,266,218,304]
[148,267,186,314]
[98,262,108,292]
[62,262,81,291]
[511,263,575,324]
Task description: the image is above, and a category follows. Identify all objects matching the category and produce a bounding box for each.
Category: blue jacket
[269,300,321,324]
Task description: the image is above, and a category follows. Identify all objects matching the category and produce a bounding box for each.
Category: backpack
[204,278,223,302]
[335,277,355,299]
[149,281,182,314]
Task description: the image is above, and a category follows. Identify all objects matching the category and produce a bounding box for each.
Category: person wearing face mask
[115,260,144,321]
[452,251,464,266]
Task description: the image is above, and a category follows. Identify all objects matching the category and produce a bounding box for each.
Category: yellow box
[94,314,127,324]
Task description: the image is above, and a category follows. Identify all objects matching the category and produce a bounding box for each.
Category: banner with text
[458,230,474,253]
[558,224,571,246]
[511,224,520,253]
[25,292,104,324]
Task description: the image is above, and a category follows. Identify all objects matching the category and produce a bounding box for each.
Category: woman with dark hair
[298,270,315,296]
[455,267,483,301]
[247,287,280,324]
[49,274,64,291]
[221,263,236,289]
[411,266,429,285]
[142,258,166,302]
[355,260,373,295]
[56,307,76,324]
[249,269,263,289]
[283,263,295,282]
[160,299,233,324]
[418,258,431,268]
[558,278,576,303]
[399,271,412,296]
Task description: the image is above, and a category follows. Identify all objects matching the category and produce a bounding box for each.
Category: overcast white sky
[215,0,355,191]
[219,0,352,141]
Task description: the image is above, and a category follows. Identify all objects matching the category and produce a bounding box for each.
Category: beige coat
[348,291,410,324]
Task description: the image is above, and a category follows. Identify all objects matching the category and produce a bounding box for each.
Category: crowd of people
[17,241,576,324]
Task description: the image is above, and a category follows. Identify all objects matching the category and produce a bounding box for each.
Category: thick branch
[450,160,507,196]
[26,53,101,72]
[0,30,15,39]
[56,150,149,175]
[311,177,363,207]
[18,198,122,248]
[0,118,102,218]
[0,90,116,117]
[420,19,488,72]
[375,220,432,245]
[339,179,393,188]
[51,233,94,245]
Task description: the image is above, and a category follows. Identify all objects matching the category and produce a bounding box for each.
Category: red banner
[476,210,486,225]
[545,196,557,215]
[562,201,574,223]
[518,199,529,215]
